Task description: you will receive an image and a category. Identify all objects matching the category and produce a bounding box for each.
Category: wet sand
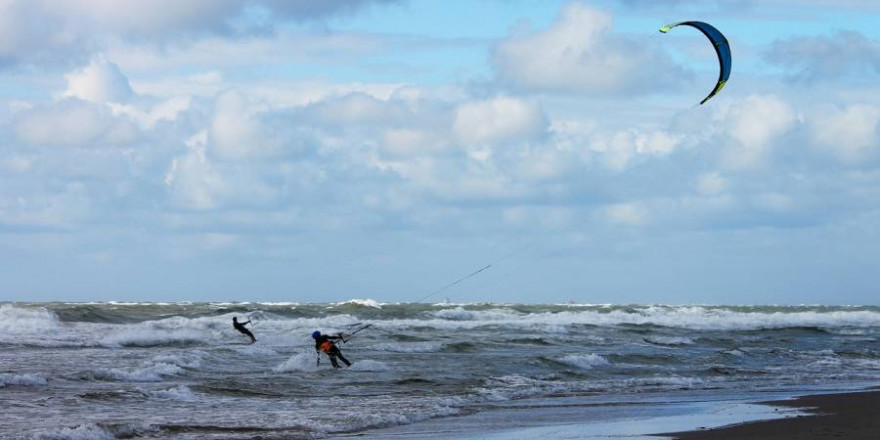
[663,390,880,440]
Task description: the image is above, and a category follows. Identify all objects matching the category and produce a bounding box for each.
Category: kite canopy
[660,21,731,105]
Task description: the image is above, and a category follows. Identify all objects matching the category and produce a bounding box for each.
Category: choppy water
[1,300,879,439]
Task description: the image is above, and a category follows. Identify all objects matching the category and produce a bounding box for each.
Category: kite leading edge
[660,21,731,105]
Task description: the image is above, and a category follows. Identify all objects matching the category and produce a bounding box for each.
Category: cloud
[605,202,648,226]
[259,0,400,21]
[381,128,449,157]
[209,90,267,160]
[453,97,547,146]
[720,95,796,169]
[696,172,728,195]
[63,57,133,104]
[14,98,137,147]
[491,2,686,96]
[809,104,880,164]
[0,0,401,69]
[764,31,880,83]
[588,128,681,171]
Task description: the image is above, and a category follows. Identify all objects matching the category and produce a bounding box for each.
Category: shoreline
[346,387,880,439]
[661,389,880,440]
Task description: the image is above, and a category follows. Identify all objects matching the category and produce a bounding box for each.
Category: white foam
[273,353,321,373]
[645,336,695,345]
[332,299,384,308]
[150,352,204,369]
[560,353,610,370]
[371,342,445,353]
[0,373,48,387]
[144,385,198,401]
[101,329,205,347]
[0,304,60,335]
[94,362,185,382]
[624,375,707,389]
[431,307,519,321]
[36,423,116,440]
[230,345,278,356]
[371,306,880,332]
[348,360,392,372]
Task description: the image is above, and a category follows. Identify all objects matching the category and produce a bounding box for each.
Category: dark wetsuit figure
[233,317,256,344]
[313,332,351,368]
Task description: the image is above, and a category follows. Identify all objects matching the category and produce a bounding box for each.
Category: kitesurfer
[312,330,351,368]
[233,316,256,344]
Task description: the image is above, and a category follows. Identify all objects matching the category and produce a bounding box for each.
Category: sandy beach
[351,389,880,439]
[664,390,880,440]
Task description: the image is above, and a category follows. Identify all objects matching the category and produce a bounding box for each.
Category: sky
[1,0,879,304]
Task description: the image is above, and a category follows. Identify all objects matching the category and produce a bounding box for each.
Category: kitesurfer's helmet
[312,331,321,339]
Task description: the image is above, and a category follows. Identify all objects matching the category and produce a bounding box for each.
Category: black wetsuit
[233,319,256,343]
[314,334,351,368]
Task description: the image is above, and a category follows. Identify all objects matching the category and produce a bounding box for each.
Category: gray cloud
[764,31,880,83]
[0,0,402,69]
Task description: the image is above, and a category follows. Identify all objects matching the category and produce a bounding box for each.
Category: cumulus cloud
[110,96,192,129]
[809,104,880,164]
[588,128,681,171]
[164,131,226,210]
[63,58,133,104]
[381,128,449,157]
[764,31,880,83]
[14,99,137,147]
[453,97,547,146]
[491,3,686,96]
[720,95,796,169]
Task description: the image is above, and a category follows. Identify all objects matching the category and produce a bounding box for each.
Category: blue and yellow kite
[660,21,731,105]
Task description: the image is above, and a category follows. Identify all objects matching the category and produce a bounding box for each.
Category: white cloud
[209,91,265,160]
[491,2,685,95]
[381,128,448,157]
[165,131,225,210]
[696,172,728,196]
[589,128,681,171]
[453,96,547,146]
[63,58,133,104]
[721,95,796,169]
[810,104,880,164]
[605,202,648,226]
[109,95,192,129]
[14,99,137,147]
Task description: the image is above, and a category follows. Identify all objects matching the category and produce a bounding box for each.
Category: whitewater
[1,301,879,439]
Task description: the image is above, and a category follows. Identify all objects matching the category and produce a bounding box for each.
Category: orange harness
[319,341,334,353]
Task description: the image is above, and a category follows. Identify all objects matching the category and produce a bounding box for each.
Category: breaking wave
[559,353,610,370]
[0,373,48,387]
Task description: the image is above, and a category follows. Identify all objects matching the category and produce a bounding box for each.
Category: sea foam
[0,373,48,387]
[560,353,610,370]
[273,353,321,373]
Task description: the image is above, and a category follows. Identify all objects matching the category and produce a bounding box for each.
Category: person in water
[312,330,351,368]
[233,316,256,344]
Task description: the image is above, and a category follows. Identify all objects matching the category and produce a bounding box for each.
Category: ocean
[1,301,879,439]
